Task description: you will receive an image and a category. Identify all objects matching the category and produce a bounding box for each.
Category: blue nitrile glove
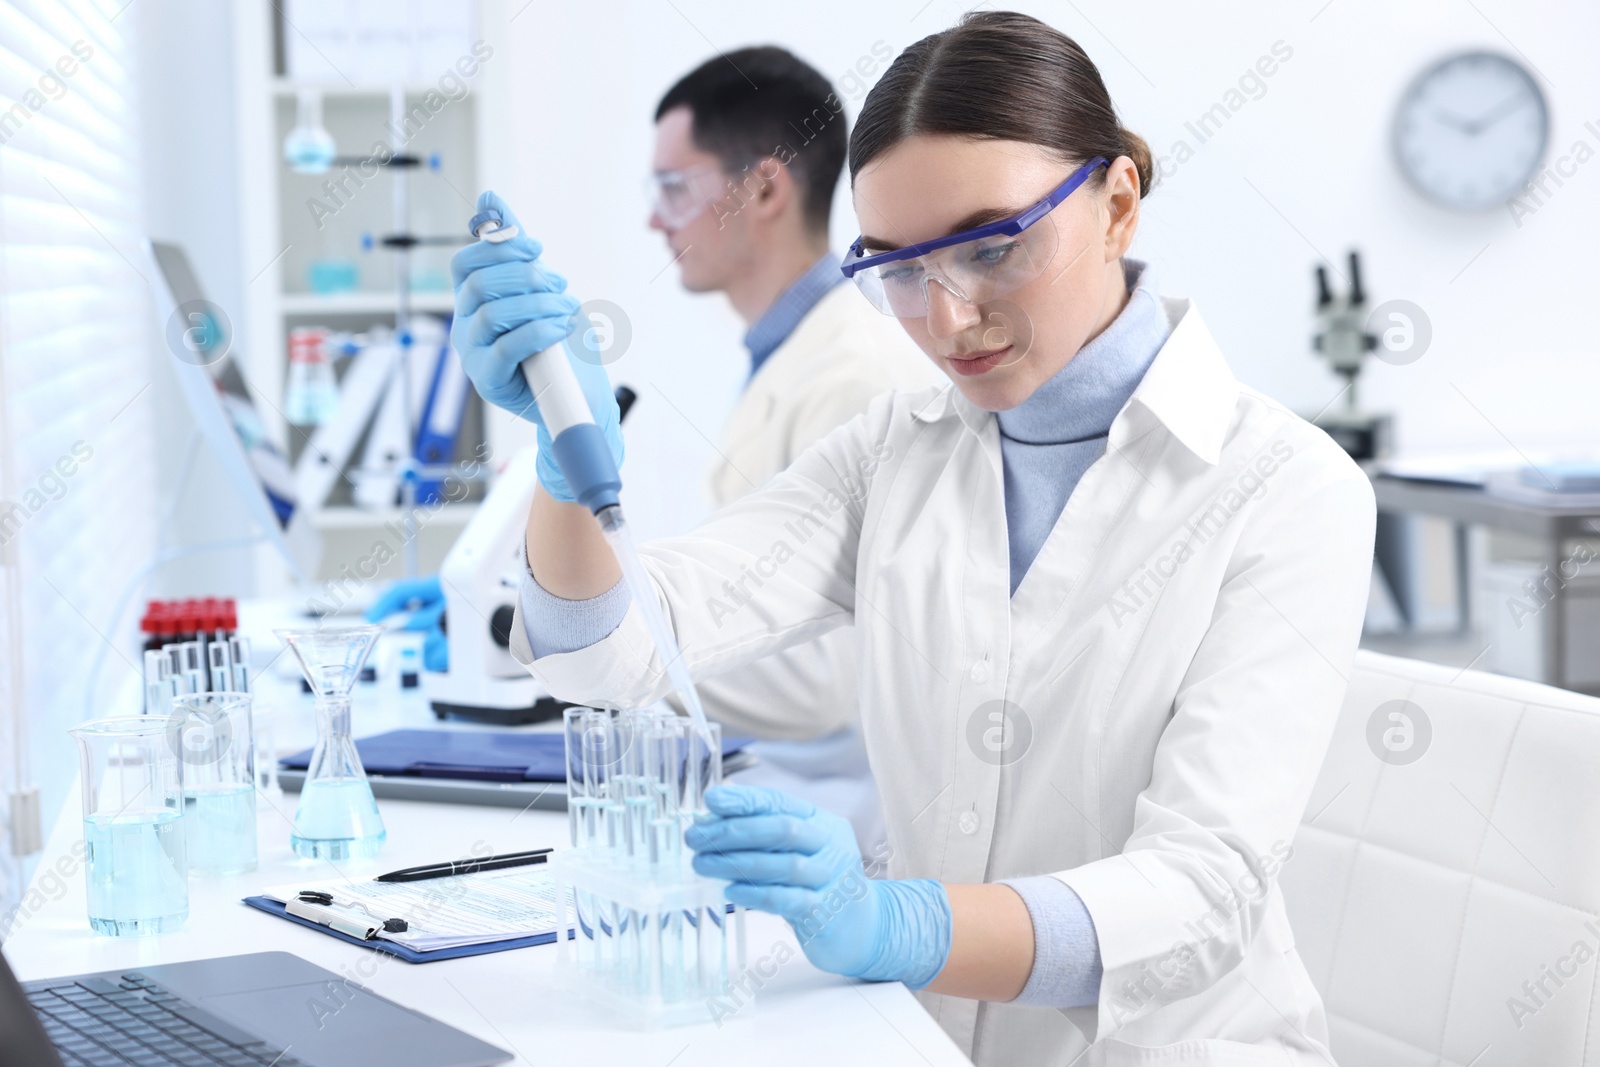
[449,190,624,504]
[364,575,448,672]
[685,784,952,988]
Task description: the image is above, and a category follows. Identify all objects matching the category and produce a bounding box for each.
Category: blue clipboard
[241,895,566,963]
[241,895,732,963]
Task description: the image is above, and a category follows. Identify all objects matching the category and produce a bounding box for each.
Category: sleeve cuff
[518,554,630,659]
[1001,875,1103,1008]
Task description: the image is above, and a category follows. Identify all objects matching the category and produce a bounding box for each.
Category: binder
[414,338,470,505]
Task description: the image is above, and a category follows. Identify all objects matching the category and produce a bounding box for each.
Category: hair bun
[1119,127,1155,198]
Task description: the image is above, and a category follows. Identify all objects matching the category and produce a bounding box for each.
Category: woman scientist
[451,11,1374,1065]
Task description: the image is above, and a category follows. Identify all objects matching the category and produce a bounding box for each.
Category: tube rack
[553,706,745,1026]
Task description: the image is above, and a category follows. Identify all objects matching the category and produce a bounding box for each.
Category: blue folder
[279,728,749,783]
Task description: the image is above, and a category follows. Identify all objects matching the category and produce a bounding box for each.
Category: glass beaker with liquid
[171,692,257,875]
[69,716,188,936]
[275,625,386,860]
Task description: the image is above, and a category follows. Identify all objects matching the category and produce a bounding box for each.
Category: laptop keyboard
[22,972,307,1067]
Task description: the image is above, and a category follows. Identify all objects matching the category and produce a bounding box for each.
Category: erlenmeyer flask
[283,88,336,174]
[275,625,386,860]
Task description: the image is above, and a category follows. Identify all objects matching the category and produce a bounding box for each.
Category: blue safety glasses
[840,156,1109,317]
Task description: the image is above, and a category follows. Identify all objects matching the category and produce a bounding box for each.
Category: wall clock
[1393,51,1548,211]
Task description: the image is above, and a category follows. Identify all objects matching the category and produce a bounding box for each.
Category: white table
[6,604,970,1066]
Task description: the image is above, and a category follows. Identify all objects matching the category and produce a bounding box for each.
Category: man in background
[637,46,936,852]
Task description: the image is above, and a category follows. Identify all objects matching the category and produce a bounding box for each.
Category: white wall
[484,0,1590,542]
[139,0,1592,548]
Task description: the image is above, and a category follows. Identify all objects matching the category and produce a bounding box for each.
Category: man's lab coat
[689,283,938,743]
[511,296,1375,1065]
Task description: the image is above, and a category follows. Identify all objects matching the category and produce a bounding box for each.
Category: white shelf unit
[278,291,457,316]
[311,502,477,531]
[231,0,516,594]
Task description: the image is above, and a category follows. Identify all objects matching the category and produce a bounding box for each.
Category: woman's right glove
[449,191,624,504]
[685,784,952,989]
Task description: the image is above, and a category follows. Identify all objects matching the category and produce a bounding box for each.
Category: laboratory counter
[5,600,971,1067]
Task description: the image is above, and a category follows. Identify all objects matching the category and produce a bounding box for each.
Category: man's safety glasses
[644,163,729,229]
[840,157,1109,318]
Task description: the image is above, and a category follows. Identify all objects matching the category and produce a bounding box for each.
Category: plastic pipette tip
[469,208,519,243]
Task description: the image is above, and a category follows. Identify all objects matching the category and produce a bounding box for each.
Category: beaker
[171,692,257,875]
[69,716,188,936]
[275,625,386,860]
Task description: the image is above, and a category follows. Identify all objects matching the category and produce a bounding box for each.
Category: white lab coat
[510,296,1376,1066]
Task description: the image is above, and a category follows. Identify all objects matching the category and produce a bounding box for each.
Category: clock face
[1393,51,1548,211]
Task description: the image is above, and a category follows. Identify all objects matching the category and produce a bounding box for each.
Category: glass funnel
[275,625,386,860]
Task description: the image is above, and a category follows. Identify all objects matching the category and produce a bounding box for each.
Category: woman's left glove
[685,784,951,988]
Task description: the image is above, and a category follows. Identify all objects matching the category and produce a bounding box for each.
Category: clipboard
[242,860,570,963]
[242,861,737,964]
[241,895,565,963]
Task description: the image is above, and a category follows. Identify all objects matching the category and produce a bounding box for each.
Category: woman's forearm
[525,485,620,599]
[924,883,1035,1001]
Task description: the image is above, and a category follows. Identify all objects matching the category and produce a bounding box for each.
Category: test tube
[620,709,654,863]
[587,709,625,975]
[143,650,177,716]
[229,635,251,693]
[687,718,721,817]
[659,905,686,1002]
[698,900,729,995]
[650,716,686,868]
[563,707,600,974]
[208,640,232,693]
[253,706,279,796]
[581,709,618,852]
[194,630,208,687]
[179,641,204,694]
[163,644,184,693]
[563,706,589,848]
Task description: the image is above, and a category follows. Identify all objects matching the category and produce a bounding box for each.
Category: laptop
[0,948,510,1067]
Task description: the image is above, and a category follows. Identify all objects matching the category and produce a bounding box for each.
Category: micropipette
[468,206,717,756]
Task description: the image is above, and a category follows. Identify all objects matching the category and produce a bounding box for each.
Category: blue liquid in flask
[291,777,385,860]
[276,625,387,861]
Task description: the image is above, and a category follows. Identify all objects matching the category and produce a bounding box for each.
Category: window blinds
[0,0,155,920]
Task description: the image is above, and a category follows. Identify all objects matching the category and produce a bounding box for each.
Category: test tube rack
[553,707,745,1027]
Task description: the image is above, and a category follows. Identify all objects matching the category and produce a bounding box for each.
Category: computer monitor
[146,240,320,581]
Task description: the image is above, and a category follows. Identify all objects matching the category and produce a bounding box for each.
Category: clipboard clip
[289,891,409,940]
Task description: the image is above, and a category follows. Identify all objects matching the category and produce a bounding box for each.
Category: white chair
[1283,649,1600,1066]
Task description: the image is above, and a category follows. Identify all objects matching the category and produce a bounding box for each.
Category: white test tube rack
[554,706,746,1026]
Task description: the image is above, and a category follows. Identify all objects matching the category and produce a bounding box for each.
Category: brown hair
[848,11,1154,198]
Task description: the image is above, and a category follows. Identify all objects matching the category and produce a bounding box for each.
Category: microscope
[1311,250,1392,462]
